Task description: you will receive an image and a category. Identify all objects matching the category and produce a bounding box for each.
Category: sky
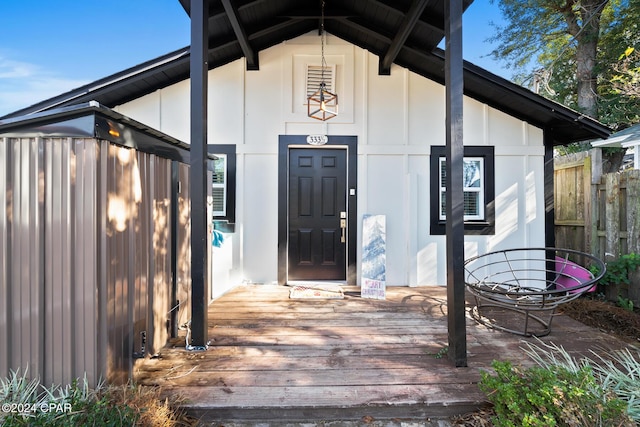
[0,0,511,117]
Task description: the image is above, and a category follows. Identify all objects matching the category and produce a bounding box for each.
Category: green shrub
[522,341,640,424]
[617,295,634,311]
[597,253,640,287]
[479,360,634,427]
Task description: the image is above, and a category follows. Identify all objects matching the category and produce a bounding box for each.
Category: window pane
[464,192,479,216]
[212,187,225,213]
[439,156,484,220]
[211,154,227,216]
[463,159,481,188]
[213,156,226,184]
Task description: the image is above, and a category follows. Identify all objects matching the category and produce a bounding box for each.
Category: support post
[170,161,179,338]
[543,133,555,249]
[445,0,467,367]
[189,0,209,350]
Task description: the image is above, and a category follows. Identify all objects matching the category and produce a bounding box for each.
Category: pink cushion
[555,256,595,293]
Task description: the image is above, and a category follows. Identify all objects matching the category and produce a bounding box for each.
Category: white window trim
[438,156,485,221]
[211,154,227,217]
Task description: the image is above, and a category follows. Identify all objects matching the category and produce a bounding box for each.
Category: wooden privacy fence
[554,149,640,304]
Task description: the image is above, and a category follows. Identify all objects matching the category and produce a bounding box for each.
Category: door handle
[340,215,346,243]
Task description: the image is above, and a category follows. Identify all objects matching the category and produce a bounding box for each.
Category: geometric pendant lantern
[308,81,338,121]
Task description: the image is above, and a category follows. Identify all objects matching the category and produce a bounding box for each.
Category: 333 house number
[306,134,328,145]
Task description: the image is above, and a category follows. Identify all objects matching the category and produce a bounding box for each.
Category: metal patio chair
[464,247,606,337]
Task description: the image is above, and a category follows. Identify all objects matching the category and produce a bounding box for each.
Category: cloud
[0,56,88,116]
[0,57,36,78]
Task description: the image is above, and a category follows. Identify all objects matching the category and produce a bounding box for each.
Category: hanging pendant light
[307,0,338,121]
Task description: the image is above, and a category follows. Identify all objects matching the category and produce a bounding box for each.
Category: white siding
[115,32,546,289]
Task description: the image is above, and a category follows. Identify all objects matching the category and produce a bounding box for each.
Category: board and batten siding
[0,136,188,387]
[115,32,547,288]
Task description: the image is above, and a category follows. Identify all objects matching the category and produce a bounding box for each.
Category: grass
[0,369,196,426]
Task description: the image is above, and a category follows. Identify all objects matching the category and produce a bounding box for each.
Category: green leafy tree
[611,47,640,98]
[488,0,640,171]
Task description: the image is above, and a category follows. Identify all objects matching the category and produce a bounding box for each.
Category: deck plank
[134,284,635,422]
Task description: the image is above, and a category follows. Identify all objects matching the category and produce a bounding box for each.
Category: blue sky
[0,0,510,117]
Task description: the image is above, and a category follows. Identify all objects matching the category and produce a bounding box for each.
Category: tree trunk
[602,148,627,173]
[568,1,624,172]
[576,38,598,118]
[566,0,607,119]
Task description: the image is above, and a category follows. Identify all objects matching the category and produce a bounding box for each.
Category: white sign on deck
[361,214,386,300]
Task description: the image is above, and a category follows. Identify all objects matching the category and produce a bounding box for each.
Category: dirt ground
[559,297,640,345]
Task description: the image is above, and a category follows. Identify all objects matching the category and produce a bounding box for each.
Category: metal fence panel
[0,135,184,387]
[9,138,44,380]
[0,138,7,378]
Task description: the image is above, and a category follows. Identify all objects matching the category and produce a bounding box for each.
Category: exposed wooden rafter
[379,0,430,75]
[337,18,392,44]
[221,0,259,70]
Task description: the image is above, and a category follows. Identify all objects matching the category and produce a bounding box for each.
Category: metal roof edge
[2,41,612,143]
[0,101,194,162]
[429,48,612,140]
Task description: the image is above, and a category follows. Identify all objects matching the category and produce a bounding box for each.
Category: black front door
[288,148,347,280]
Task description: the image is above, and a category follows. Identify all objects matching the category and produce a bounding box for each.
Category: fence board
[554,152,590,253]
[626,170,640,255]
[605,173,621,258]
[555,150,640,306]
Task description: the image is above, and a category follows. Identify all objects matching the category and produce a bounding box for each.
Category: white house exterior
[592,123,640,169]
[0,2,614,383]
[111,33,549,297]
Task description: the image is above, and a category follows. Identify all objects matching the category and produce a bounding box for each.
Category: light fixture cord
[321,0,327,87]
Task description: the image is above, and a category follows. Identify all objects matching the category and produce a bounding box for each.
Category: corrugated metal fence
[0,136,192,387]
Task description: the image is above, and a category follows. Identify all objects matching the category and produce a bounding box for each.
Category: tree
[488,0,640,171]
[611,48,640,98]
[489,0,610,117]
[596,0,640,127]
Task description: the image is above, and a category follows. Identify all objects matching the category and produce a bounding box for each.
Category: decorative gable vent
[305,64,336,102]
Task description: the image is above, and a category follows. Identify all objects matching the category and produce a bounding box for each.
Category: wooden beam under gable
[379,0,430,75]
[221,0,259,70]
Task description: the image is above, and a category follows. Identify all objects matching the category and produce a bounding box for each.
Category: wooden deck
[133,285,634,423]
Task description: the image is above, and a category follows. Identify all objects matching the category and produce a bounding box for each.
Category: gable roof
[0,0,610,143]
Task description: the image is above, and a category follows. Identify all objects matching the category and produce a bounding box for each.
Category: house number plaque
[306,134,328,145]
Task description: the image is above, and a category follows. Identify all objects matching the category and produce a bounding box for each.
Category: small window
[211,154,227,216]
[430,146,495,235]
[207,145,236,229]
[439,157,485,220]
